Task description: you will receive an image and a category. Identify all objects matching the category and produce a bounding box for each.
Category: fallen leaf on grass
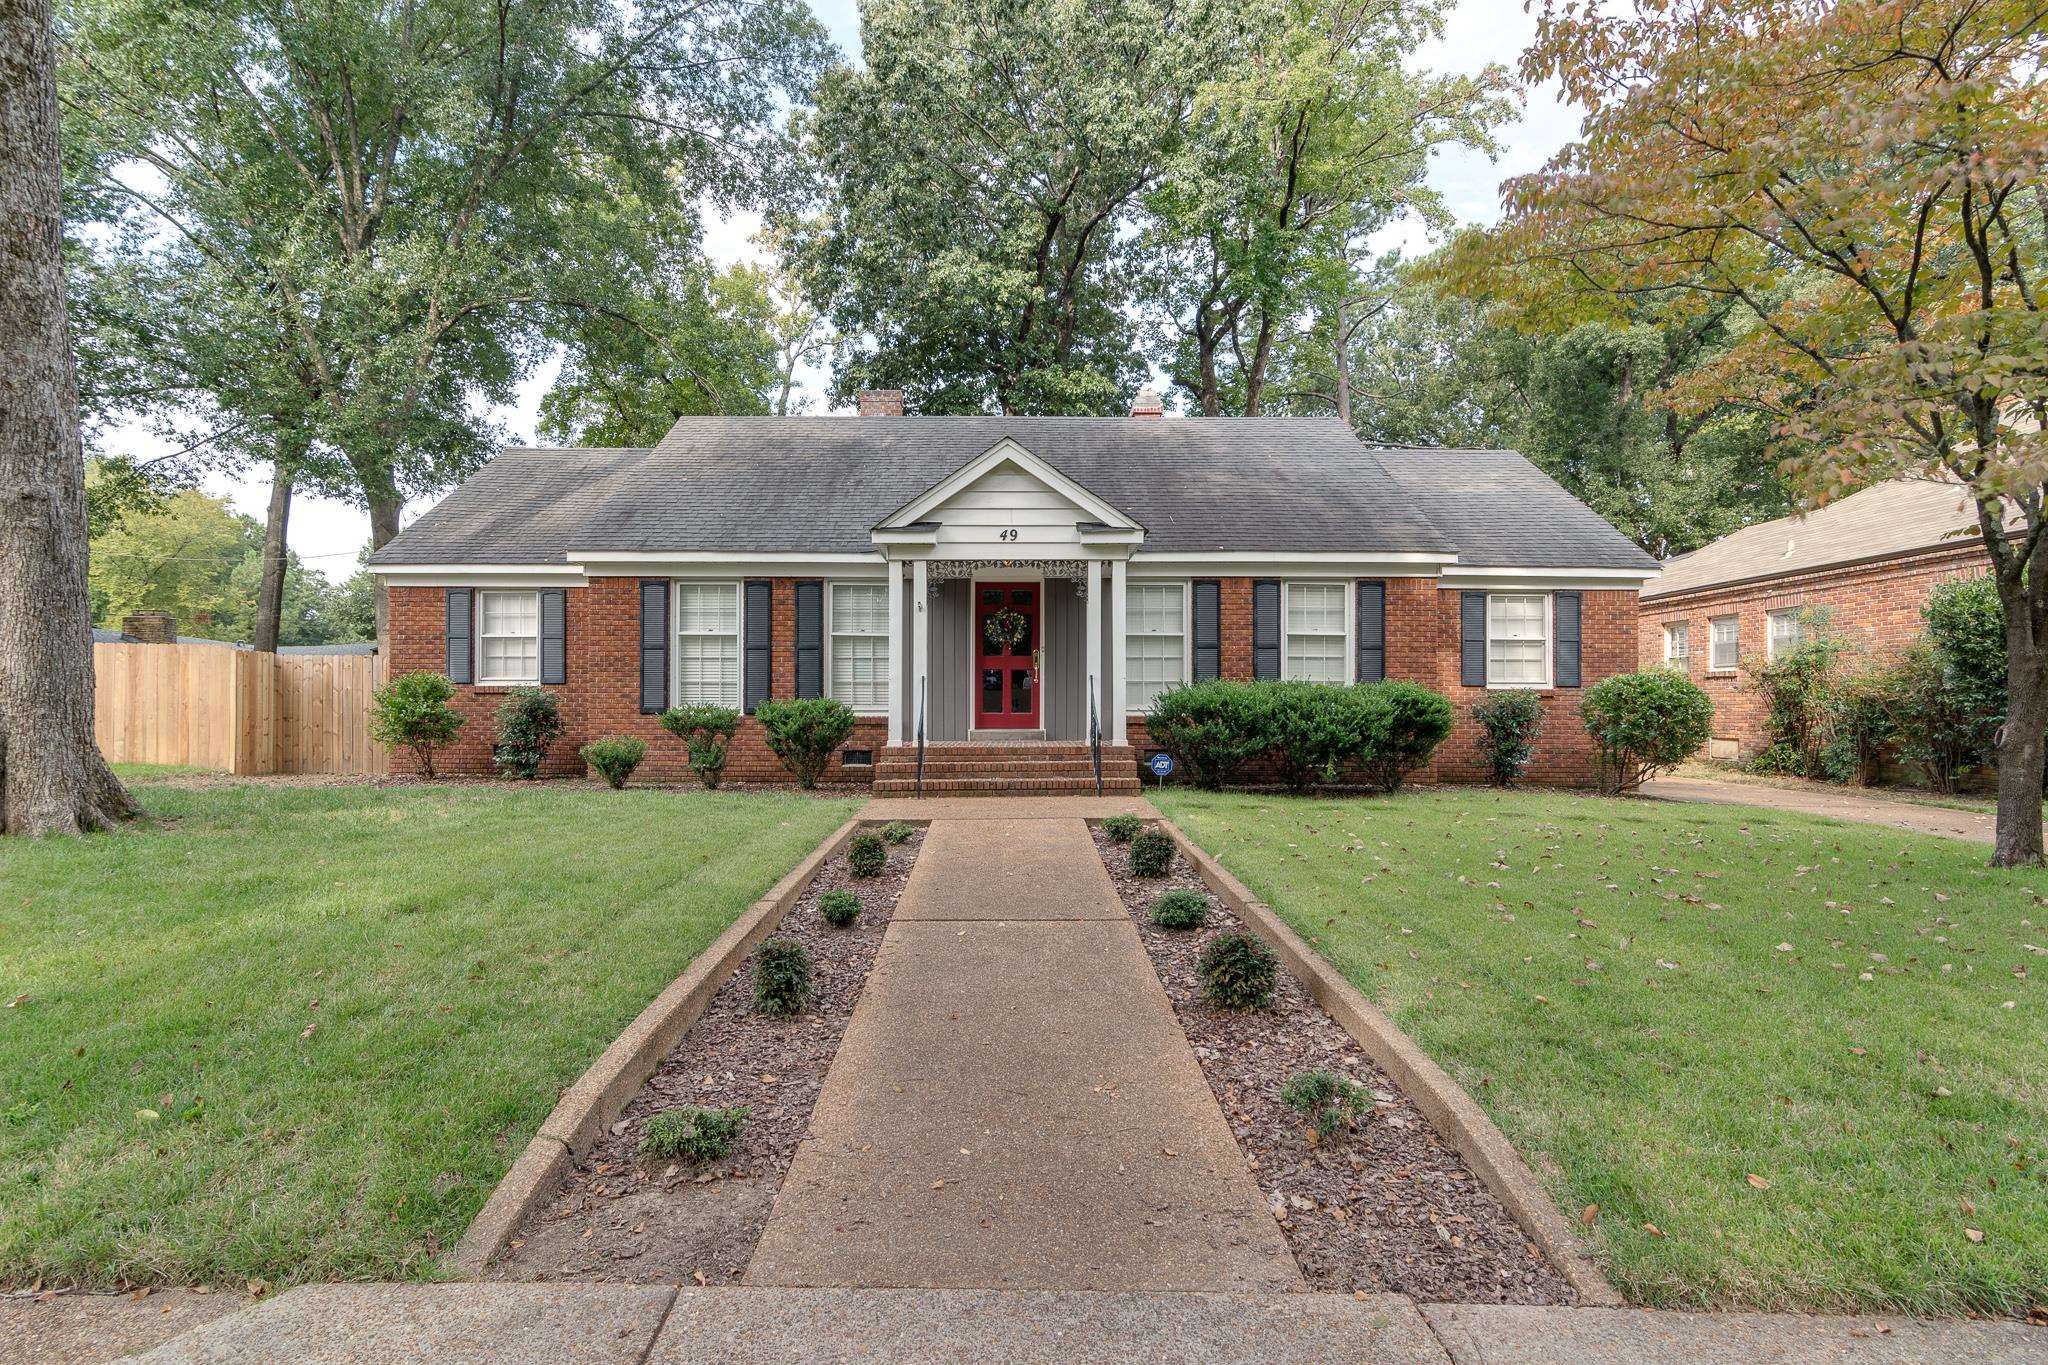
[1966,1228,1985,1244]
[1580,1204,1599,1227]
[1642,1223,1665,1237]
[1746,1174,1770,1190]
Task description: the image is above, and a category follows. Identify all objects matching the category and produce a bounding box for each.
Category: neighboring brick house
[1638,479,1996,760]
[370,394,1659,791]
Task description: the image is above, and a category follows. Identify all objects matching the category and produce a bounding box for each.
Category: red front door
[974,582,1041,729]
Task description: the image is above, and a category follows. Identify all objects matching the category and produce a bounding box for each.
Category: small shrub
[1747,614,1852,777]
[753,698,856,789]
[1102,813,1143,843]
[818,889,861,927]
[660,705,740,790]
[581,736,646,789]
[847,832,887,878]
[1831,666,1907,785]
[368,671,465,777]
[1746,741,1804,776]
[1582,670,1715,794]
[1198,932,1277,1010]
[1924,576,2005,766]
[1892,644,1981,793]
[1145,680,1275,790]
[1130,829,1174,877]
[752,938,812,1015]
[1472,689,1545,786]
[1262,682,1391,792]
[491,686,563,779]
[1361,681,1454,793]
[640,1105,748,1163]
[1149,888,1209,929]
[1279,1070,1370,1143]
[881,821,914,845]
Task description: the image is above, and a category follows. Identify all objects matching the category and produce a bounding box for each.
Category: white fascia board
[1130,552,1455,576]
[1077,525,1145,546]
[876,437,1141,531]
[1437,565,1658,591]
[372,564,588,587]
[572,551,887,578]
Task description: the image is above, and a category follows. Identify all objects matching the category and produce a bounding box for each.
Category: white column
[1085,559,1104,735]
[911,558,930,739]
[1108,558,1128,746]
[886,557,905,746]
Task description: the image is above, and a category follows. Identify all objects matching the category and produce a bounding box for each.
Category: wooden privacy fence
[93,642,389,776]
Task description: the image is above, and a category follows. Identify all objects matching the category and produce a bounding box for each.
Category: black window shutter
[743,580,772,713]
[539,589,567,686]
[1252,579,1281,680]
[1460,592,1488,688]
[637,580,668,714]
[1355,580,1386,684]
[1191,580,1221,681]
[445,588,473,684]
[1554,591,1582,688]
[794,580,823,699]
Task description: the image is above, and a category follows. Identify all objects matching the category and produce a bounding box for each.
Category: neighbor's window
[1664,621,1690,666]
[477,590,540,684]
[1486,593,1549,687]
[830,582,891,712]
[1710,615,1740,671]
[1284,582,1347,682]
[1126,583,1187,711]
[1768,608,1802,660]
[675,582,741,707]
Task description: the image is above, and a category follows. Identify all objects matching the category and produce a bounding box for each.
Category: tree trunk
[1332,297,1352,428]
[252,462,293,652]
[0,0,137,834]
[368,490,401,645]
[1993,598,2048,866]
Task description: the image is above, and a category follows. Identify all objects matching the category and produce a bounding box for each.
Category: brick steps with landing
[871,776,1145,796]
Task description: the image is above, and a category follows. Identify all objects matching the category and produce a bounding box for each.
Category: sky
[142,0,1583,574]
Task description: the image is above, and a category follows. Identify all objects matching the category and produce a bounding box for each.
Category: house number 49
[998,528,1019,541]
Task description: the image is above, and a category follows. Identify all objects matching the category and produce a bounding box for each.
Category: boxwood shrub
[1149,888,1210,930]
[1261,681,1390,792]
[753,938,812,1015]
[1279,1070,1369,1142]
[1582,670,1715,794]
[1198,933,1277,1010]
[1145,680,1276,790]
[818,889,861,927]
[753,698,856,789]
[491,686,563,779]
[1101,813,1143,843]
[881,821,914,845]
[641,1105,748,1163]
[580,736,646,789]
[1130,829,1174,877]
[660,704,740,789]
[1360,682,1453,793]
[847,832,887,878]
[1472,689,1545,787]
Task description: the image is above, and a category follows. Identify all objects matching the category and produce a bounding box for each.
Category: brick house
[370,394,1659,791]
[1638,479,1996,760]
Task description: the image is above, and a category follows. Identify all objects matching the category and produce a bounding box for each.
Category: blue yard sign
[1147,752,1176,784]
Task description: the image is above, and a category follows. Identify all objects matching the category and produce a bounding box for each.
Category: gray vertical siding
[928,579,969,741]
[1044,578,1084,741]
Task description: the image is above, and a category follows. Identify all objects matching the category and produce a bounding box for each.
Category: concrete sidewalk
[743,814,1299,1292]
[129,1284,2048,1363]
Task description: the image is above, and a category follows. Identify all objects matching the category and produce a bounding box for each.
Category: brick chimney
[857,389,905,417]
[123,611,177,643]
[1130,388,1165,418]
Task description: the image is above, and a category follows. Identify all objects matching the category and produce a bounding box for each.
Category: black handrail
[1088,673,1103,796]
[914,675,927,798]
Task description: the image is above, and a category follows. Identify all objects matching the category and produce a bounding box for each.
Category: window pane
[831,635,889,710]
[1487,594,1547,685]
[1286,634,1346,682]
[1128,584,1185,635]
[1667,623,1689,658]
[481,637,537,680]
[676,583,738,635]
[480,591,538,637]
[1286,583,1345,633]
[1710,617,1739,670]
[676,635,739,706]
[833,584,888,636]
[1127,632,1185,711]
[1770,611,1801,654]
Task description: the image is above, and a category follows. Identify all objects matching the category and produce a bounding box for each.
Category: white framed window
[477,590,540,684]
[1767,608,1802,660]
[675,582,741,707]
[1486,593,1550,687]
[1709,615,1740,672]
[1283,582,1348,682]
[1126,582,1188,712]
[829,581,891,712]
[1664,621,1690,666]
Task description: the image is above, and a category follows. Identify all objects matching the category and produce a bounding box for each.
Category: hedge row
[1145,679,1454,793]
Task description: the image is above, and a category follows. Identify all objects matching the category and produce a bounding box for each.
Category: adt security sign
[1147,752,1176,785]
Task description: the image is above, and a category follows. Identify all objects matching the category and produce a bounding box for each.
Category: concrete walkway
[1642,775,2007,843]
[744,813,1299,1292]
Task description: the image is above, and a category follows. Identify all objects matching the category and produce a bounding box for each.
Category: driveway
[1641,775,2008,843]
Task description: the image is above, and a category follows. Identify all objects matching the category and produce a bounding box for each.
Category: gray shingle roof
[1370,447,1660,571]
[370,418,1657,571]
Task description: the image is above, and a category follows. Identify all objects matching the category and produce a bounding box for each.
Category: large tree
[1462,0,2046,862]
[786,0,1224,414]
[59,0,830,630]
[0,0,135,834]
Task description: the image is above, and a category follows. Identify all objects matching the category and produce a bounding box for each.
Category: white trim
[886,561,906,745]
[1440,567,1655,592]
[575,551,883,566]
[1663,620,1691,666]
[1086,559,1104,730]
[1109,560,1128,733]
[963,568,1049,731]
[1123,579,1191,716]
[1483,591,1553,689]
[372,563,585,577]
[475,589,543,686]
[877,438,1141,532]
[672,580,744,709]
[1279,579,1353,685]
[1708,613,1740,673]
[1439,564,1652,582]
[911,559,930,730]
[1766,607,1802,661]
[826,580,892,717]
[377,568,590,590]
[1137,552,1453,571]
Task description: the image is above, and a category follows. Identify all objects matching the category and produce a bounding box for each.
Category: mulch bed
[1089,823,1574,1306]
[491,823,925,1285]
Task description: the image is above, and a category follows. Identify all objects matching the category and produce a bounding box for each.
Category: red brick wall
[387,581,883,783]
[1123,580,1637,787]
[1638,546,1992,757]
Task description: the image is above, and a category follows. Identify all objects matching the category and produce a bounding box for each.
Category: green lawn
[0,771,855,1288]
[1159,788,2048,1316]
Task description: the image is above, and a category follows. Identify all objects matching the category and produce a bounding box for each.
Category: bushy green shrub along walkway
[1159,788,2048,1317]
[0,771,856,1288]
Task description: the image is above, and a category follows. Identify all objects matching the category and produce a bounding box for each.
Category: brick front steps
[872,743,1143,795]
